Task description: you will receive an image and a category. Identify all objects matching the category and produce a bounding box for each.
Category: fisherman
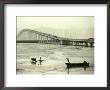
[66,58,70,63]
[38,57,44,65]
[31,58,37,64]
[83,60,87,64]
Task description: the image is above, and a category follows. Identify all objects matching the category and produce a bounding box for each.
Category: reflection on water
[17,43,94,74]
[66,66,90,74]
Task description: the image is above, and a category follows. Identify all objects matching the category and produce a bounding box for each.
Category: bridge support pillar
[38,34,40,43]
[90,42,94,47]
[85,42,88,47]
[46,37,48,44]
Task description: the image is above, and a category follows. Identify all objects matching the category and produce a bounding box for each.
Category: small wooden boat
[65,62,89,68]
[30,57,44,65]
[65,58,89,68]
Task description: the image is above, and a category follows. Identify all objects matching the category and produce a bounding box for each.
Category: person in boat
[31,58,37,64]
[38,57,44,65]
[66,58,70,63]
[83,60,87,64]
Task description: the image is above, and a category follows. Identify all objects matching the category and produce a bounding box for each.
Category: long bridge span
[17,29,94,47]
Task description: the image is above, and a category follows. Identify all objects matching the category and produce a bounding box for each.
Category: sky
[17,16,94,39]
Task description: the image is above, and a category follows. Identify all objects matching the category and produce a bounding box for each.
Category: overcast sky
[17,16,94,39]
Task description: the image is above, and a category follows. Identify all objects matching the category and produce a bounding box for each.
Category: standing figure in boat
[66,58,71,63]
[38,57,44,65]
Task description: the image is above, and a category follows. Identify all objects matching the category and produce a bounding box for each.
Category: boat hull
[65,63,89,68]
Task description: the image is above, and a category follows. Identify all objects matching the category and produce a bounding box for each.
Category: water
[16,43,94,75]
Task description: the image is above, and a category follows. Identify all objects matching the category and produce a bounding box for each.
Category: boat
[65,62,89,68]
[65,58,89,68]
[30,57,44,65]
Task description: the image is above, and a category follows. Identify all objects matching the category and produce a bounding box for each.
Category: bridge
[17,29,94,47]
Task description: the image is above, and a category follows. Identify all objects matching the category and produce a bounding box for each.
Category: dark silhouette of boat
[31,58,37,64]
[31,57,44,65]
[65,58,89,68]
[65,62,89,68]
